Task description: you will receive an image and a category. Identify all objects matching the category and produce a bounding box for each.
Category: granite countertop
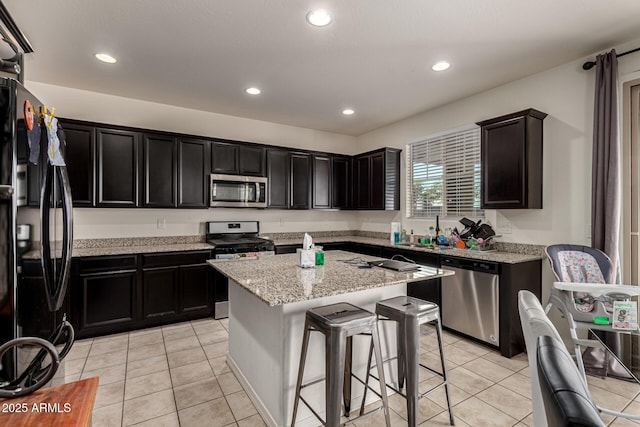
[20,233,544,264]
[267,235,544,264]
[21,239,214,259]
[207,250,453,307]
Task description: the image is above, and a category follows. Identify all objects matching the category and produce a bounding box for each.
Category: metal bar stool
[291,302,391,427]
[360,296,455,426]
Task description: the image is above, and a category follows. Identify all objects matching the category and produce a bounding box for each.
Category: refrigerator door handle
[0,185,14,307]
[40,164,73,312]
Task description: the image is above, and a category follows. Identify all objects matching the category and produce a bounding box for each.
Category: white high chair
[544,244,640,421]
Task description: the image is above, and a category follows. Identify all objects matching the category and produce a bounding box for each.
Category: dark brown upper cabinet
[331,156,351,209]
[355,155,370,209]
[266,150,311,209]
[212,141,265,176]
[239,145,265,176]
[211,141,237,175]
[57,117,398,211]
[267,149,289,208]
[142,133,177,208]
[177,138,210,208]
[477,108,546,209]
[313,155,331,209]
[62,123,95,207]
[290,153,311,209]
[96,128,140,207]
[353,148,400,210]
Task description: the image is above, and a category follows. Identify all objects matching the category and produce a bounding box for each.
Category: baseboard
[226,354,279,427]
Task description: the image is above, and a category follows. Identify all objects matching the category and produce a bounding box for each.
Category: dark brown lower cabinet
[80,270,137,330]
[71,250,212,338]
[180,264,212,313]
[275,241,540,358]
[142,267,180,319]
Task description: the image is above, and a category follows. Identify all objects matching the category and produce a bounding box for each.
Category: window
[407,125,483,218]
[621,79,640,284]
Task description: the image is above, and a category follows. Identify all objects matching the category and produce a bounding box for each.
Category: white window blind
[407,126,483,218]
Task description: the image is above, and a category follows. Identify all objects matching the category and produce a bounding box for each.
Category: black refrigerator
[0,77,73,383]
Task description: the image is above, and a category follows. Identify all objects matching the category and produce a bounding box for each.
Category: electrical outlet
[280,218,284,227]
[157,218,166,229]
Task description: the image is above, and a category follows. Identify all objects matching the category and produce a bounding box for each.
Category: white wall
[21,39,640,244]
[354,39,640,319]
[26,82,358,155]
[20,82,360,240]
[18,207,360,241]
[356,39,640,248]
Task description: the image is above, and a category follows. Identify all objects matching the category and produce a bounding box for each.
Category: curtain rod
[583,46,640,70]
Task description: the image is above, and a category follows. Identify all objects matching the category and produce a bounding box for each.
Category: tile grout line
[120,332,130,427]
[164,323,188,427]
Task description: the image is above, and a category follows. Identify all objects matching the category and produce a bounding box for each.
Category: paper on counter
[303,233,313,250]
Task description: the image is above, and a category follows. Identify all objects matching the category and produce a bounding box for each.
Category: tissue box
[296,249,316,268]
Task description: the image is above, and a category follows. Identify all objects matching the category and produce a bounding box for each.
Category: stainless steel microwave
[210,174,268,208]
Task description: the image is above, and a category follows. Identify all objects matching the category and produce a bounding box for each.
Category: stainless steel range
[206,221,275,319]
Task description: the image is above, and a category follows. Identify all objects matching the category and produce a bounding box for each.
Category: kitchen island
[208,250,452,427]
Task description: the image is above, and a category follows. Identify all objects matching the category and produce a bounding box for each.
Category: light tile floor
[53,318,640,426]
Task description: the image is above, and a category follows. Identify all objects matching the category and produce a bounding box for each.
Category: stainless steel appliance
[210,174,267,208]
[0,77,74,396]
[440,256,500,346]
[16,223,30,256]
[206,221,275,319]
[15,163,26,206]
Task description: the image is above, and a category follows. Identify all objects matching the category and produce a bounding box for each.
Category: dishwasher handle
[441,256,500,274]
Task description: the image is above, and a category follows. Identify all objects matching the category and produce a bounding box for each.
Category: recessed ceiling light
[95,53,117,64]
[432,61,450,71]
[306,9,332,27]
[342,108,355,116]
[245,87,261,95]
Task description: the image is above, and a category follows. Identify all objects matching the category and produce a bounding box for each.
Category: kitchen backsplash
[35,231,546,257]
[73,235,206,249]
[263,230,389,240]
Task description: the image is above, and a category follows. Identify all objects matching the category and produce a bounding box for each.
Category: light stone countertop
[207,250,454,307]
[22,243,214,259]
[20,234,544,264]
[268,235,544,264]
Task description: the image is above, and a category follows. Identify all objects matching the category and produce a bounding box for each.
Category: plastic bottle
[409,229,414,244]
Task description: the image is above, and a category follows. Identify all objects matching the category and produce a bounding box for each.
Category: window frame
[406,124,483,219]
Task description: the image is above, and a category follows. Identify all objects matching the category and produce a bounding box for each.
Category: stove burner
[206,220,275,255]
[207,237,272,247]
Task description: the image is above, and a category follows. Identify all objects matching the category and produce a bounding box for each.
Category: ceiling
[4,1,640,136]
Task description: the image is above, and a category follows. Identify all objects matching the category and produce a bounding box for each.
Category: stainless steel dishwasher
[441,256,500,346]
